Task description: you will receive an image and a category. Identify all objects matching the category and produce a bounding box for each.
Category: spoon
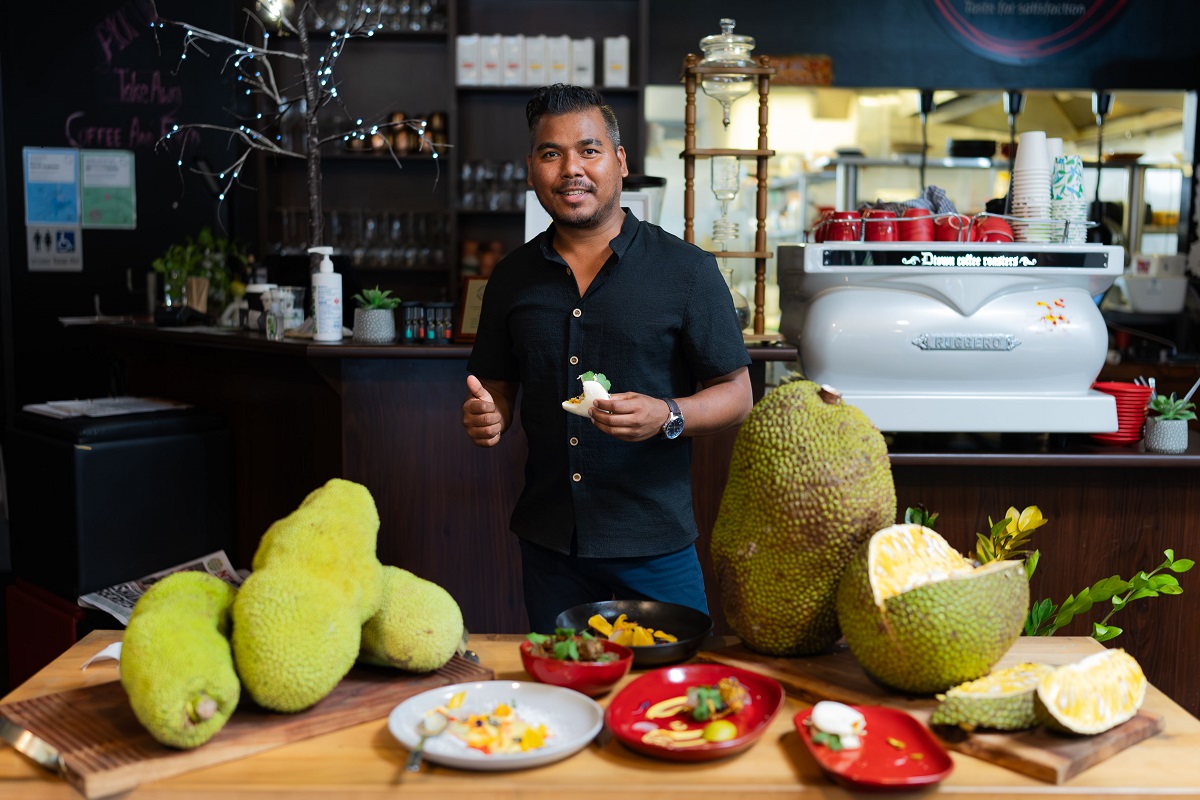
[1183,374,1200,405]
[406,711,448,773]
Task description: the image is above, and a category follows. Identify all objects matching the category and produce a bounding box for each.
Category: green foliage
[903,505,938,529]
[352,286,401,310]
[1148,392,1197,421]
[578,371,612,392]
[1025,550,1194,640]
[152,227,249,306]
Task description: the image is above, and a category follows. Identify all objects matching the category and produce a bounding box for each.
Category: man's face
[527,109,628,230]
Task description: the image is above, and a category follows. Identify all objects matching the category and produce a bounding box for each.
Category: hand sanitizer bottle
[309,246,342,342]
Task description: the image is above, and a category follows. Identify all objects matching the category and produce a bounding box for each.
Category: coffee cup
[863,209,898,242]
[825,211,862,242]
[898,208,935,241]
[934,215,975,242]
[972,216,1015,242]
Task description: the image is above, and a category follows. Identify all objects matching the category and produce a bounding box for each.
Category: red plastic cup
[863,209,898,242]
[825,211,862,242]
[898,208,935,241]
[934,214,975,242]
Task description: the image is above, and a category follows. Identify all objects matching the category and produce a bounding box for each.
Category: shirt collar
[538,207,640,263]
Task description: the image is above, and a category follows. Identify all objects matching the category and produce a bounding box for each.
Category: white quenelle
[562,372,611,417]
[809,701,867,749]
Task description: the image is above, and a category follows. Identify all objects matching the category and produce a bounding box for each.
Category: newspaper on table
[78,550,245,626]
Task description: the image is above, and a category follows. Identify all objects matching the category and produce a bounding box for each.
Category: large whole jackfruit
[711,380,896,655]
[120,571,239,749]
[836,523,1029,694]
[359,566,465,672]
[232,478,385,712]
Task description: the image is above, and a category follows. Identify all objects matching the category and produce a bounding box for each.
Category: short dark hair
[526,84,621,150]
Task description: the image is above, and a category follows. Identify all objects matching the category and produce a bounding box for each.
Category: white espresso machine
[778,241,1124,432]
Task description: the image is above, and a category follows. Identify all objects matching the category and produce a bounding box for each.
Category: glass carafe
[698,19,756,129]
[721,267,751,332]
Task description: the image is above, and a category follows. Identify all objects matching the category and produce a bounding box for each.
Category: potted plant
[152,227,248,311]
[1144,392,1196,454]
[351,286,400,344]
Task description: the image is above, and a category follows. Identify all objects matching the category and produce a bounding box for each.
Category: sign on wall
[926,0,1128,64]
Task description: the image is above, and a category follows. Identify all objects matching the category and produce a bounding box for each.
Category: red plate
[794,705,953,790]
[605,664,784,762]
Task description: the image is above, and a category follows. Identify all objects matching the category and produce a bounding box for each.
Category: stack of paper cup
[1051,155,1088,244]
[1010,130,1053,243]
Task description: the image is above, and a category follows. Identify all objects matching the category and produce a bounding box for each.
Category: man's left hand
[589,393,667,441]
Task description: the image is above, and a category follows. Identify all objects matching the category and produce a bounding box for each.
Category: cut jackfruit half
[867,523,975,606]
[931,662,1055,731]
[1035,649,1146,735]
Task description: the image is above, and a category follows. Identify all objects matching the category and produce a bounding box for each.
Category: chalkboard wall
[0,0,250,416]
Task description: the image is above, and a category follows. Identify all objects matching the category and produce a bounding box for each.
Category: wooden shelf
[681,148,775,158]
[706,251,773,259]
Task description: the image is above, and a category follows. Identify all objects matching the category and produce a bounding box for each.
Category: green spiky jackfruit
[359,566,465,672]
[120,571,239,749]
[836,524,1029,694]
[232,478,385,712]
[930,662,1055,731]
[711,380,896,656]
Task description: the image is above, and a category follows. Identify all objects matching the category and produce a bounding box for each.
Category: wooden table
[3,632,1200,799]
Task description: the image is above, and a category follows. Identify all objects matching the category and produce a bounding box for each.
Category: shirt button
[570,437,579,446]
[566,267,572,275]
[569,356,579,365]
[572,473,582,482]
[572,308,582,318]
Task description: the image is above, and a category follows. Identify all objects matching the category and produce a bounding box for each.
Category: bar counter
[3,631,1200,799]
[79,325,1200,719]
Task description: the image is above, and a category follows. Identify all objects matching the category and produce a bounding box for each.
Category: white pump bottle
[309,246,343,342]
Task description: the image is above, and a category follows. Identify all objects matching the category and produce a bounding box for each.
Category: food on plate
[562,371,611,416]
[587,613,677,646]
[527,628,620,662]
[931,662,1055,731]
[645,676,750,722]
[120,571,240,749]
[712,380,896,656]
[1034,648,1146,735]
[835,523,1029,694]
[805,701,867,750]
[701,719,738,741]
[431,691,551,754]
[359,565,465,673]
[232,478,386,712]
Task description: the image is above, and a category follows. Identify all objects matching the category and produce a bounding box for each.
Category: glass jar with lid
[698,18,757,129]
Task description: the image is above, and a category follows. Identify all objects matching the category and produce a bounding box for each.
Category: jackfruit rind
[1034,648,1146,735]
[711,380,896,656]
[359,566,465,672]
[251,478,384,623]
[836,524,1029,694]
[120,571,239,749]
[930,662,1055,730]
[232,567,363,712]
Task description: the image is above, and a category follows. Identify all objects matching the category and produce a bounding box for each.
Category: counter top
[3,632,1199,799]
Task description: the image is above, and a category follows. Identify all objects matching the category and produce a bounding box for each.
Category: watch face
[664,415,684,439]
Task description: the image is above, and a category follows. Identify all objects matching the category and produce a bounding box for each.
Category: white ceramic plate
[387,680,604,771]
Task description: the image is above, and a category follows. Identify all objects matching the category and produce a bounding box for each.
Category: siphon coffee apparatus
[697,18,757,129]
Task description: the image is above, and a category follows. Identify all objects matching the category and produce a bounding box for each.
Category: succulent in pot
[352,286,400,343]
[1144,392,1195,454]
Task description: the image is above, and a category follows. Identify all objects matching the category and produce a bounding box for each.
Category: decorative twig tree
[151,0,443,270]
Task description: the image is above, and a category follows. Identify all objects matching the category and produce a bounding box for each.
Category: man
[462,84,752,632]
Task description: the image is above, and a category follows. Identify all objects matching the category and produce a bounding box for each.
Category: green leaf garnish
[811,731,844,751]
[578,371,612,392]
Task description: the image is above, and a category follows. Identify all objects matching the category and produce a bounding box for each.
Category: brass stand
[681,54,776,338]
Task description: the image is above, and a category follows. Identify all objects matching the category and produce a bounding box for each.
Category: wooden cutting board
[696,639,1163,785]
[0,655,492,799]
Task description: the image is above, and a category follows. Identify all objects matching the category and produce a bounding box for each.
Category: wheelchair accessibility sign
[27,225,83,272]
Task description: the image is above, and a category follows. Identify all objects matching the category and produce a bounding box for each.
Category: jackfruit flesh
[836,524,1029,694]
[120,571,239,749]
[1034,649,1146,735]
[359,566,464,673]
[711,380,896,656]
[931,662,1055,730]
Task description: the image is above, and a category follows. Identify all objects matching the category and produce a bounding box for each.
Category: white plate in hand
[388,680,604,771]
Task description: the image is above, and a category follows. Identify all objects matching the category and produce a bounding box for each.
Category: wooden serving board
[0,654,492,799]
[696,640,1163,785]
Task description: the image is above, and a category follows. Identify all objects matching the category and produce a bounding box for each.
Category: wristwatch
[660,398,684,440]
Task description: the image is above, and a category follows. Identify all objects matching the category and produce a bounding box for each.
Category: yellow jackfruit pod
[653,630,678,643]
[588,614,614,637]
[631,627,656,646]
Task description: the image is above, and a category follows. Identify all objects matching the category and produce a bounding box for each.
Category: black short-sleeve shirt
[467,210,750,557]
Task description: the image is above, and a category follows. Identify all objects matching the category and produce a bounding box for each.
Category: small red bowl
[519,638,634,697]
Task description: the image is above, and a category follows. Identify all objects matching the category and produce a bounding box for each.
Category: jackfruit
[120,571,239,749]
[711,380,896,655]
[1034,648,1146,735]
[836,523,1029,694]
[359,566,464,672]
[930,662,1055,731]
[232,478,385,712]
